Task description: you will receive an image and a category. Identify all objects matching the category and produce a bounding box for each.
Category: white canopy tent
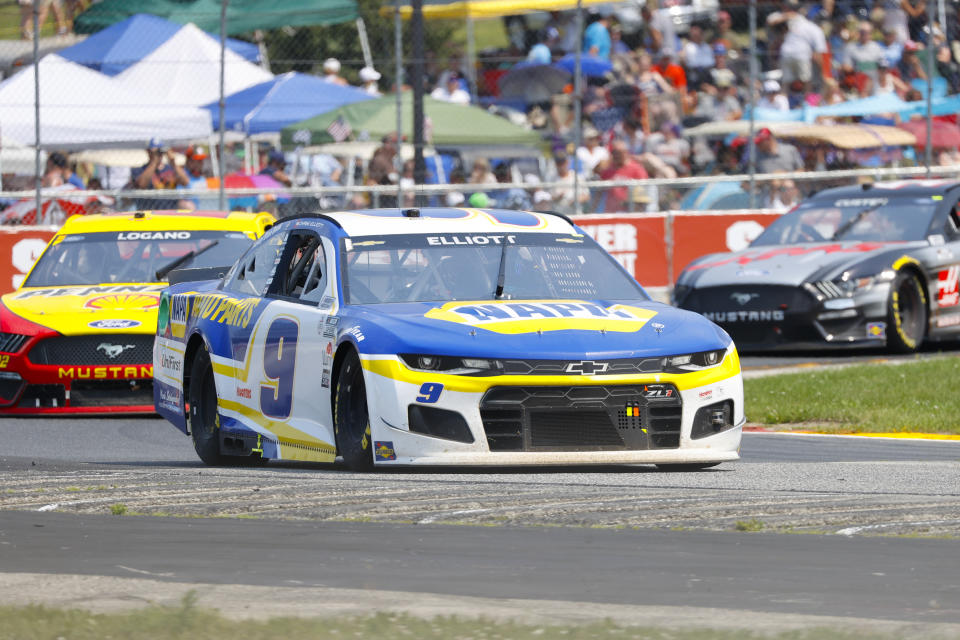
[0,54,213,150]
[114,23,273,108]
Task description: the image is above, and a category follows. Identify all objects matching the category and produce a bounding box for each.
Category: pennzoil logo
[190,294,258,329]
[424,300,657,335]
[85,293,160,310]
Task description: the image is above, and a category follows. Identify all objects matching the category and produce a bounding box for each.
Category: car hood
[2,284,166,335]
[679,241,923,288]
[340,299,730,359]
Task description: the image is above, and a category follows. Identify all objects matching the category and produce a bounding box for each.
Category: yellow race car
[0,210,274,414]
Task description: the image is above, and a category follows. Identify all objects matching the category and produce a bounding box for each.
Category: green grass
[734,518,765,532]
[744,356,960,433]
[0,597,922,640]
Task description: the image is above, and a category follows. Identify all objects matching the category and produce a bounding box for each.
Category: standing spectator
[582,12,611,59]
[576,125,610,176]
[359,67,382,96]
[19,0,69,39]
[902,0,927,44]
[469,158,498,186]
[322,58,348,86]
[758,79,790,111]
[653,50,688,93]
[880,0,909,42]
[177,145,216,210]
[527,27,559,64]
[549,151,589,213]
[768,5,830,92]
[129,139,189,210]
[610,24,630,56]
[48,152,83,188]
[682,24,715,89]
[843,21,885,80]
[597,141,649,213]
[260,150,292,187]
[898,40,927,80]
[430,72,471,105]
[640,3,678,57]
[754,128,805,174]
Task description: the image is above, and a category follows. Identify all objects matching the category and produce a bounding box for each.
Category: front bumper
[359,350,744,467]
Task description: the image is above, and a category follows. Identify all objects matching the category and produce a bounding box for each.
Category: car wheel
[655,463,721,471]
[188,345,226,466]
[887,270,927,353]
[334,349,374,471]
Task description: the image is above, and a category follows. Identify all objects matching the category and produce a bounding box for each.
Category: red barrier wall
[0,210,783,295]
[0,227,57,293]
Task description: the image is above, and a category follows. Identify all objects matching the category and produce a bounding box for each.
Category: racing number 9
[416,382,443,403]
[260,317,299,419]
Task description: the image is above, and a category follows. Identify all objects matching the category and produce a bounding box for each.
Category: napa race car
[0,210,274,413]
[674,180,960,352]
[154,207,744,470]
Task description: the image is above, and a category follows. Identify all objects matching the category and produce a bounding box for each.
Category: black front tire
[887,270,927,353]
[334,349,374,471]
[188,346,226,466]
[655,462,721,472]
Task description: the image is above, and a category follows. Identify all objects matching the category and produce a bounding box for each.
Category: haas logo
[97,343,135,359]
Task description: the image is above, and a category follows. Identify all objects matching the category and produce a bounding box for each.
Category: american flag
[326,116,352,142]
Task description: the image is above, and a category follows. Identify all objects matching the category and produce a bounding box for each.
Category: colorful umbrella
[205,173,290,210]
[897,118,960,150]
[553,53,612,78]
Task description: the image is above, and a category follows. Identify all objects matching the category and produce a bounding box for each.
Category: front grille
[682,285,816,315]
[0,333,29,353]
[16,380,153,409]
[28,335,154,366]
[479,384,682,452]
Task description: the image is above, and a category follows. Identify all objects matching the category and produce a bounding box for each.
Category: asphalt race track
[1,353,959,633]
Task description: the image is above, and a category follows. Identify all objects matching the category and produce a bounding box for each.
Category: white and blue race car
[153,208,744,470]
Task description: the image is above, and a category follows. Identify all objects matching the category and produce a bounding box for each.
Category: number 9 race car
[0,210,274,413]
[154,208,744,470]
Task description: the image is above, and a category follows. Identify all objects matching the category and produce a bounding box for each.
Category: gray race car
[673,180,960,352]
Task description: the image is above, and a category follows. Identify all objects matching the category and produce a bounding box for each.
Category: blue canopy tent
[204,72,375,135]
[59,14,259,76]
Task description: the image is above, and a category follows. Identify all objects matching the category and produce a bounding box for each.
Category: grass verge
[0,596,921,640]
[744,356,960,433]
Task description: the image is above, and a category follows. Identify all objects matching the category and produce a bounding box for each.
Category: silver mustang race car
[153,208,744,470]
[674,180,960,352]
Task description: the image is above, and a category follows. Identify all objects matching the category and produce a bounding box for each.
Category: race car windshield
[24,230,254,287]
[342,233,647,304]
[750,197,938,246]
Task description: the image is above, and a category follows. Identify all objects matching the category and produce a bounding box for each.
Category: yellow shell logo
[85,294,160,310]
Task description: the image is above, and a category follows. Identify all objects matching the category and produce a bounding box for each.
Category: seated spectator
[898,40,927,81]
[430,72,471,105]
[646,122,690,176]
[709,44,736,90]
[260,150,292,187]
[610,24,630,56]
[597,140,648,213]
[653,50,687,93]
[758,79,790,111]
[177,145,216,210]
[576,125,610,176]
[874,59,910,95]
[323,58,348,86]
[550,151,589,213]
[754,128,805,174]
[48,151,84,188]
[881,28,905,67]
[843,21,885,80]
[359,67,382,96]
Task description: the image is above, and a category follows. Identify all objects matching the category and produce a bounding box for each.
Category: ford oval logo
[88,319,141,329]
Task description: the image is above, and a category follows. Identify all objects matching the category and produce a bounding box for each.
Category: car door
[245,227,339,462]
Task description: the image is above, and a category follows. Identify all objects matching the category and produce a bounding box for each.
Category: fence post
[32,2,41,223]
[218,0,229,210]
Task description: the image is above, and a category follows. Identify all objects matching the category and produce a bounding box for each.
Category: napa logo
[168,294,191,338]
[424,300,657,334]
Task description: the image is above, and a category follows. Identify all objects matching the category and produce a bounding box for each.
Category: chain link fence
[0,0,957,225]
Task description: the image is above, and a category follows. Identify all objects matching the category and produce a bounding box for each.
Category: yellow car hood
[3,284,167,336]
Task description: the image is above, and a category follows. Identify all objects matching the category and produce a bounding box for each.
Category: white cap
[763,79,780,93]
[445,191,466,206]
[359,66,381,82]
[323,58,341,73]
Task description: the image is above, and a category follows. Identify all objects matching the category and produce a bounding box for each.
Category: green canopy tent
[74,0,358,35]
[281,92,543,148]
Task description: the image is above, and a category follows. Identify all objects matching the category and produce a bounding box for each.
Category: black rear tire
[334,349,374,471]
[887,270,927,353]
[655,462,721,471]
[188,346,226,466]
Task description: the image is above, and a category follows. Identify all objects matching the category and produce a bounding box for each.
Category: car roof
[807,180,960,202]
[59,210,276,234]
[318,207,577,237]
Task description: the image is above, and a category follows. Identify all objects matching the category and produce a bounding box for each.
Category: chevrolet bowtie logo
[565,360,608,375]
